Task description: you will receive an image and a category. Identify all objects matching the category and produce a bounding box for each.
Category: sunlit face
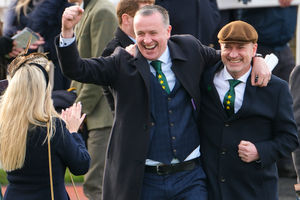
[134,12,171,61]
[220,42,257,79]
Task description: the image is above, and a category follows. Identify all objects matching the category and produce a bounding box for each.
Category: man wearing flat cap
[199,20,299,200]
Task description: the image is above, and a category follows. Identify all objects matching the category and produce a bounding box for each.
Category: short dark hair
[135,5,170,27]
[117,0,155,25]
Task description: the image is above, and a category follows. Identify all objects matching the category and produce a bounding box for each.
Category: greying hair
[135,5,170,27]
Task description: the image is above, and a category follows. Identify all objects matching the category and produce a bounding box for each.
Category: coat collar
[205,61,257,121]
[115,27,135,48]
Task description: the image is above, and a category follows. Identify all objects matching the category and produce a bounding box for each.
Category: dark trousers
[141,164,207,200]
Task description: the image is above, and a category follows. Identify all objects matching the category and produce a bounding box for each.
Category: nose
[229,48,239,58]
[143,34,152,44]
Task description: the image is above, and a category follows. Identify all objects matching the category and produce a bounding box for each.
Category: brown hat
[218,20,258,44]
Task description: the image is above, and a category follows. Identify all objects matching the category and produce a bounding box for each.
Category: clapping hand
[61,102,86,133]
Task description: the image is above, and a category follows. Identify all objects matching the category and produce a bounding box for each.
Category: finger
[261,76,269,87]
[72,102,81,118]
[80,113,86,124]
[239,140,250,146]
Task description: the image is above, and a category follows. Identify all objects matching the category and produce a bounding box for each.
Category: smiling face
[220,42,257,79]
[134,11,171,61]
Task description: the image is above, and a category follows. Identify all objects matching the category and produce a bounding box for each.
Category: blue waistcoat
[147,74,200,164]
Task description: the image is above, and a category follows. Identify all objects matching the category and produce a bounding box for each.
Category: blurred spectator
[0,23,23,80]
[290,65,300,183]
[238,0,297,178]
[155,0,220,46]
[3,0,72,90]
[68,0,117,199]
[102,0,155,112]
[239,0,297,83]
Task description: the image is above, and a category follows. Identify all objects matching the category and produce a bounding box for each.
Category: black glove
[0,36,13,56]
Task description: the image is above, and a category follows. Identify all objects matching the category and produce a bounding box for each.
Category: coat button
[151,122,155,126]
[220,177,226,182]
[224,123,230,127]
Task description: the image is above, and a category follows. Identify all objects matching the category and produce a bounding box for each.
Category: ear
[121,13,131,25]
[252,43,258,57]
[167,25,172,38]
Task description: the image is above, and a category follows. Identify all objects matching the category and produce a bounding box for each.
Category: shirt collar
[129,36,136,43]
[148,46,170,64]
[222,65,251,83]
[80,2,84,8]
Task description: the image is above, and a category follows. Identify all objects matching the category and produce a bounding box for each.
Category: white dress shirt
[214,66,251,113]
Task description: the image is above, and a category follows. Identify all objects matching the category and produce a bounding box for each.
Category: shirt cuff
[59,33,76,47]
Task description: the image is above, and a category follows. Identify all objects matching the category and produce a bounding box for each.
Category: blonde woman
[0,53,90,200]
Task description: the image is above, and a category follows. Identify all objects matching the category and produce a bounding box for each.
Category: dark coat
[4,119,90,200]
[199,62,299,200]
[155,0,220,45]
[56,34,219,200]
[3,0,71,90]
[101,27,135,111]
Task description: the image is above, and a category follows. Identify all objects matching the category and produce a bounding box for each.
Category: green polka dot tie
[151,60,170,94]
[223,79,241,117]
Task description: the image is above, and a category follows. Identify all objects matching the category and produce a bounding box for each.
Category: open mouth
[228,58,242,63]
[144,44,157,50]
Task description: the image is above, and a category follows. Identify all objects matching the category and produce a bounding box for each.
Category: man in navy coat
[56,5,270,200]
[199,20,299,200]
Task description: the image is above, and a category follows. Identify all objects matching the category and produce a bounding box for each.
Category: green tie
[151,60,170,94]
[223,79,241,116]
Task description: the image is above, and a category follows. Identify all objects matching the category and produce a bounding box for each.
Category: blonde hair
[0,54,59,171]
[15,0,32,22]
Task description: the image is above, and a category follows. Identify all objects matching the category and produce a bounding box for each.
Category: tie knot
[228,79,241,88]
[151,60,162,72]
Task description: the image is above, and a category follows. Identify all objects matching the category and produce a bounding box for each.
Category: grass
[0,168,84,186]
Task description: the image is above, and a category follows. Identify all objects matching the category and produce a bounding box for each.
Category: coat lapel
[206,62,229,118]
[133,48,151,96]
[167,40,201,109]
[75,0,96,39]
[234,77,257,119]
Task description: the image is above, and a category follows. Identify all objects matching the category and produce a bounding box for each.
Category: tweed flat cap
[218,20,258,44]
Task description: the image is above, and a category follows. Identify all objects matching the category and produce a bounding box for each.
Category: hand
[61,5,84,38]
[29,33,45,50]
[125,44,137,57]
[238,140,260,163]
[279,0,293,7]
[251,57,271,87]
[7,41,24,58]
[61,102,86,133]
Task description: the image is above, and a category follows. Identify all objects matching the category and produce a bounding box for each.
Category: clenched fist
[61,5,84,38]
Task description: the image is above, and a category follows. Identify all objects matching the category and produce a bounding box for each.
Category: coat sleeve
[3,0,18,37]
[255,81,299,167]
[290,65,300,138]
[54,119,90,175]
[55,36,124,86]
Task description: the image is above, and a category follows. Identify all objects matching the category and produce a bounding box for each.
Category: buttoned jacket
[56,34,219,200]
[200,61,299,200]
